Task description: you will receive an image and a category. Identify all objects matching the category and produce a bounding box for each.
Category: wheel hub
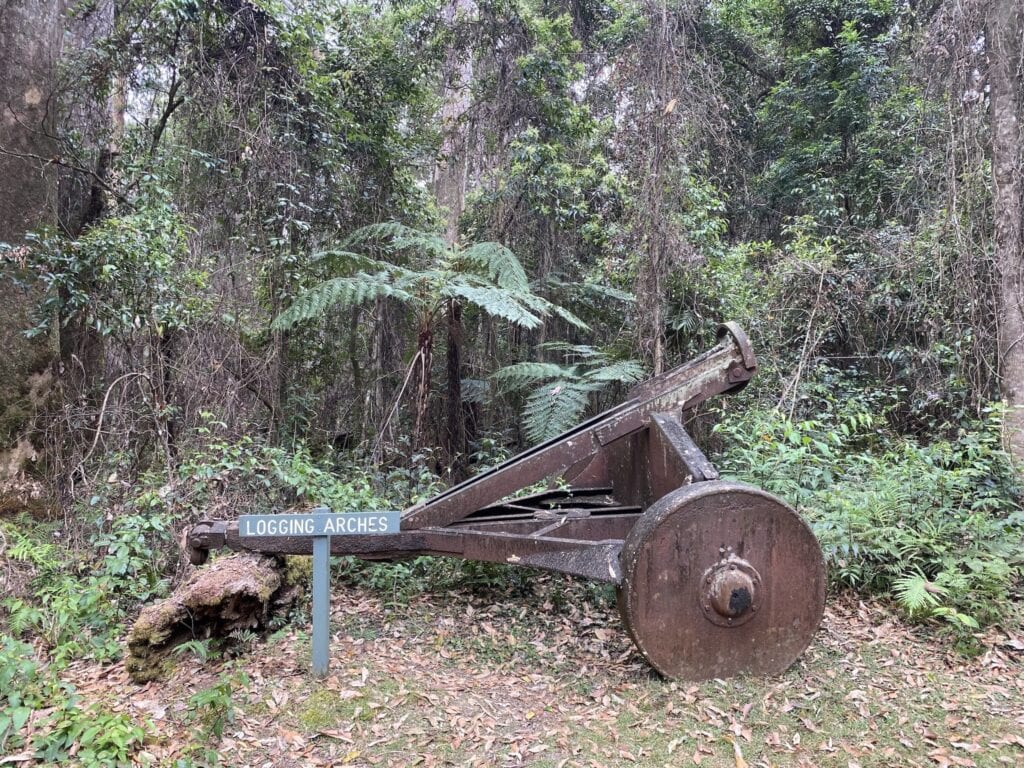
[700,555,761,626]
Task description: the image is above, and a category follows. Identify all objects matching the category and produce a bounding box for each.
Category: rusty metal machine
[185,323,826,680]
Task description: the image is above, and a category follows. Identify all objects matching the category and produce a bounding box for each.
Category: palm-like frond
[494,344,646,443]
[584,360,645,384]
[461,242,530,291]
[491,362,572,394]
[522,380,597,443]
[272,272,413,330]
[544,276,635,304]
[310,249,382,273]
[893,572,945,616]
[539,342,603,359]
[544,302,590,330]
[344,222,448,261]
[443,282,544,329]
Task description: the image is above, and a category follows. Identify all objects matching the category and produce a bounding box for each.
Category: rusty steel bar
[196,520,626,582]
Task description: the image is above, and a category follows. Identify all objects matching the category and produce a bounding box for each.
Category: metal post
[311,534,330,676]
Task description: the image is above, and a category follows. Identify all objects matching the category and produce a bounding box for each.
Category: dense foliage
[0,6,1021,759]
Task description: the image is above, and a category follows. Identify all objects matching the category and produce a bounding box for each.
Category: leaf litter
[27,573,1024,767]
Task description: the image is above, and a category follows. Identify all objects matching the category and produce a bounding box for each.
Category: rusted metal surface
[400,323,756,530]
[183,323,827,680]
[616,481,826,680]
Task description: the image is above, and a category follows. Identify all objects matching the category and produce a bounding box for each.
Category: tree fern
[539,342,604,359]
[494,346,646,443]
[584,360,645,384]
[344,222,448,261]
[310,249,380,273]
[544,302,589,330]
[443,282,543,329]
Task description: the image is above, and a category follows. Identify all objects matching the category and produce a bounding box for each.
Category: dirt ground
[51,572,1024,767]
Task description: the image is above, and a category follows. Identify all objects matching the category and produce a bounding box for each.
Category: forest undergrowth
[2,0,1024,764]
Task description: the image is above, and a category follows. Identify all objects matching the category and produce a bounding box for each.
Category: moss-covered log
[126,553,294,683]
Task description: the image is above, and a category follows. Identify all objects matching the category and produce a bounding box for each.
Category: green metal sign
[240,508,401,677]
[238,511,401,538]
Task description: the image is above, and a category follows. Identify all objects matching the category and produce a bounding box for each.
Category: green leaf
[461,242,530,291]
[442,283,543,329]
[522,381,597,443]
[272,273,413,329]
[492,362,571,393]
[10,706,31,730]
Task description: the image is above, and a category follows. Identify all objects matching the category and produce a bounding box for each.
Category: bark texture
[0,0,112,468]
[435,0,476,467]
[989,0,1024,460]
[0,0,65,454]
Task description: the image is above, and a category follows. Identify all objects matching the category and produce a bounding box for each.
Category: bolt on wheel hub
[700,556,761,626]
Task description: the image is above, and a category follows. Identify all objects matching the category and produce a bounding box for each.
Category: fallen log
[126,552,295,683]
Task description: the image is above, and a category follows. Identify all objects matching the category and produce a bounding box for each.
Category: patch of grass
[296,677,403,730]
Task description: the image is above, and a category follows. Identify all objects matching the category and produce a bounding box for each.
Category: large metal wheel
[617,481,825,680]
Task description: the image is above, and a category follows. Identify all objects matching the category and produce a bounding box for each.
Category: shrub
[715,401,1024,630]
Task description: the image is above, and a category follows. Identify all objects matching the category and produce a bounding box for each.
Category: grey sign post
[238,508,401,676]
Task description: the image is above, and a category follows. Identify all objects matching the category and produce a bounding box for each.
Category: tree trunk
[989,0,1024,461]
[0,0,66,463]
[0,0,112,480]
[445,299,465,469]
[126,553,294,683]
[413,327,434,449]
[434,0,476,470]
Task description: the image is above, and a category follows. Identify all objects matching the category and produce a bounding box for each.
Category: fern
[172,638,213,663]
[3,598,42,636]
[545,303,590,330]
[461,242,530,291]
[272,272,413,330]
[492,362,572,394]
[493,346,646,444]
[543,276,635,304]
[584,360,645,384]
[5,528,55,568]
[443,282,544,329]
[522,380,597,443]
[344,222,447,260]
[893,572,945,617]
[538,342,606,359]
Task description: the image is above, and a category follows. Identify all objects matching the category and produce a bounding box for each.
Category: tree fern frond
[544,276,635,304]
[579,282,635,303]
[344,222,447,261]
[491,362,572,394]
[461,378,490,404]
[443,283,543,328]
[539,342,603,359]
[461,242,530,291]
[545,302,589,330]
[893,572,945,617]
[272,273,413,330]
[343,221,415,245]
[311,249,383,273]
[522,381,596,443]
[584,360,646,384]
